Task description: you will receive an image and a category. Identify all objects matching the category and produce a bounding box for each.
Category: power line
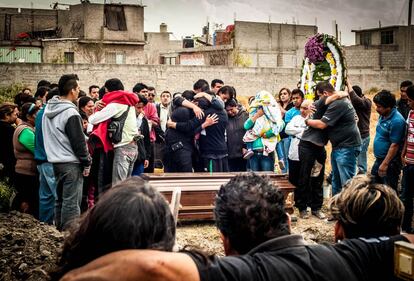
[397,0,409,24]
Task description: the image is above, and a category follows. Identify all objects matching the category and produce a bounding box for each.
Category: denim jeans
[37,162,57,224]
[371,157,402,191]
[248,151,274,172]
[357,136,370,174]
[277,137,291,173]
[331,146,360,195]
[401,164,414,232]
[132,161,145,176]
[112,142,138,185]
[54,163,83,231]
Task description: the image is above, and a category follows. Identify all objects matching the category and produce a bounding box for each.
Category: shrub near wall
[0,84,24,103]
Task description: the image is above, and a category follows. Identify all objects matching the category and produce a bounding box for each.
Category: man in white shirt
[155,91,171,169]
[157,91,172,132]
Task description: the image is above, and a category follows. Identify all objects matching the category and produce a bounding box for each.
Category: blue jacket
[34,106,47,163]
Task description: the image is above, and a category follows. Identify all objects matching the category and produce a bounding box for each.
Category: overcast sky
[0,0,409,45]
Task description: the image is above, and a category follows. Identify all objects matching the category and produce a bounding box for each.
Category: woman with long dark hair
[51,177,176,280]
[276,88,294,173]
[12,102,40,217]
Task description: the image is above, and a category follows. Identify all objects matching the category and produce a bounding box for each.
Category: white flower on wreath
[327,42,343,91]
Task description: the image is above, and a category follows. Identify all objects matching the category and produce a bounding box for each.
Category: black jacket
[397,99,410,120]
[226,109,248,159]
[138,117,151,162]
[175,106,228,157]
[165,105,195,152]
[0,121,16,180]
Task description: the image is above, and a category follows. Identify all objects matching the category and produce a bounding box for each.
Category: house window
[64,52,74,63]
[381,30,394,45]
[360,32,371,46]
[164,57,176,65]
[104,5,127,31]
[106,51,125,64]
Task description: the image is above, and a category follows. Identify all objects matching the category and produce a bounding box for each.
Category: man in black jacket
[225,99,248,171]
[172,96,228,172]
[163,94,197,172]
[397,80,413,120]
[163,92,208,172]
[198,97,228,172]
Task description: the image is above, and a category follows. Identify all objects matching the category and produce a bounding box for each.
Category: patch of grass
[0,180,14,212]
[0,84,25,103]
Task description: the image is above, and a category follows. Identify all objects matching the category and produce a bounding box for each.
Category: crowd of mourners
[1,74,414,280]
[1,75,414,229]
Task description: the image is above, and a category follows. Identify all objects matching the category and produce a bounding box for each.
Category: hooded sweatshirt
[42,96,91,167]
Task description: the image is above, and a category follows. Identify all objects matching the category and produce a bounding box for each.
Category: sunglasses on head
[28,103,36,114]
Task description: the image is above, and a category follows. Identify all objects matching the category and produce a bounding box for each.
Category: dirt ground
[0,209,333,281]
[176,209,334,256]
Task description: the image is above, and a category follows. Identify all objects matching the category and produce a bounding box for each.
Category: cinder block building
[0,3,146,64]
[160,20,318,68]
[346,25,414,69]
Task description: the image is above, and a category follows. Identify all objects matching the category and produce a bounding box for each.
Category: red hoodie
[89,90,139,153]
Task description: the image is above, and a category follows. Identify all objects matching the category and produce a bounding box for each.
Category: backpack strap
[112,105,130,122]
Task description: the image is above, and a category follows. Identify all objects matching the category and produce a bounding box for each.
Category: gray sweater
[42,96,91,167]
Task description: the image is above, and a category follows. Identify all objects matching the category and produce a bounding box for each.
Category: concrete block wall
[382,51,405,67]
[1,64,412,97]
[344,46,380,68]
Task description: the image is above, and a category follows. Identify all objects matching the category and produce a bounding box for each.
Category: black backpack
[108,106,130,144]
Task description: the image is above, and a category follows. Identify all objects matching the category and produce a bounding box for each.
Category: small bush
[0,180,15,212]
[0,83,25,103]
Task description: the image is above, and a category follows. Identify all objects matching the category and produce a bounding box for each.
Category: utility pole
[407,0,413,69]
[332,20,338,39]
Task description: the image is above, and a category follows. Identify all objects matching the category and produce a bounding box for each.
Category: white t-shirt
[285,115,307,161]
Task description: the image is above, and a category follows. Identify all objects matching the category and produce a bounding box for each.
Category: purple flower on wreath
[305,34,325,64]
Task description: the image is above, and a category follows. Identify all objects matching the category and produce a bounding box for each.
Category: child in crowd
[243,91,284,160]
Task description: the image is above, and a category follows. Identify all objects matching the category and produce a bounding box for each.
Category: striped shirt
[406,110,414,164]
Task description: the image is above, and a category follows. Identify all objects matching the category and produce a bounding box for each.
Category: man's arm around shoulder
[61,250,200,281]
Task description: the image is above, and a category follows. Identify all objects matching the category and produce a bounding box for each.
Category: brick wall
[0,64,412,96]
